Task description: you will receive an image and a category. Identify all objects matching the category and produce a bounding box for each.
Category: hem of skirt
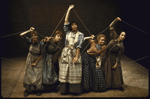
[42,81,58,85]
[59,81,81,84]
[23,83,42,91]
[60,82,82,94]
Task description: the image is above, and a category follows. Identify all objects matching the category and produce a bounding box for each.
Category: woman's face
[31,34,38,42]
[54,34,62,42]
[71,23,78,31]
[119,32,126,41]
[98,37,105,45]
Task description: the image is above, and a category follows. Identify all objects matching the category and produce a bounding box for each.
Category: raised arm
[110,17,121,27]
[109,17,121,40]
[20,27,35,36]
[64,5,74,24]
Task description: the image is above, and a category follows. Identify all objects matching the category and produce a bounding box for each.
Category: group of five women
[20,5,126,97]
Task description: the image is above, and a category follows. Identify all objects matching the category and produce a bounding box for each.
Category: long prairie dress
[59,22,84,93]
[103,26,125,89]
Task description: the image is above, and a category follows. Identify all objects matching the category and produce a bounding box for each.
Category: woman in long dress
[20,27,44,96]
[59,5,85,94]
[104,17,126,90]
[42,30,64,93]
[82,34,106,92]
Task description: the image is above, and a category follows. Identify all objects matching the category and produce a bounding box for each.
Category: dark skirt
[42,53,58,85]
[23,84,42,91]
[59,83,82,94]
[43,82,58,92]
[82,52,106,92]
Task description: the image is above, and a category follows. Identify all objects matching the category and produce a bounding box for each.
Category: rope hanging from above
[73,9,92,36]
[122,20,149,35]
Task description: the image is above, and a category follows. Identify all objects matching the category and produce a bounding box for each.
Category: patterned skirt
[59,46,82,93]
[59,46,82,84]
[82,52,106,92]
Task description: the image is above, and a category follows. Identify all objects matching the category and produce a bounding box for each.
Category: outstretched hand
[117,17,122,21]
[91,35,95,39]
[69,4,74,10]
[30,27,35,31]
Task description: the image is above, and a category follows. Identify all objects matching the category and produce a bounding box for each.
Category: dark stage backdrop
[1,0,149,68]
[121,1,149,69]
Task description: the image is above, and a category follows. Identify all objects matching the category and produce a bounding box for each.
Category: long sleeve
[105,40,115,57]
[110,26,118,40]
[116,46,125,63]
[76,33,84,49]
[63,22,70,33]
[52,41,64,64]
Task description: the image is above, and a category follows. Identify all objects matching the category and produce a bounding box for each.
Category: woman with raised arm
[82,34,107,93]
[104,17,126,90]
[20,27,44,97]
[59,5,86,94]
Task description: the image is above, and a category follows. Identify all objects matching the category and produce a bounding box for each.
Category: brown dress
[103,26,125,89]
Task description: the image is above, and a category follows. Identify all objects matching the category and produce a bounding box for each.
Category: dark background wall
[121,1,149,69]
[1,0,149,68]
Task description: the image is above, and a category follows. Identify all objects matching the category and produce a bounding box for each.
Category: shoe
[24,90,29,97]
[119,87,124,91]
[36,91,42,96]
